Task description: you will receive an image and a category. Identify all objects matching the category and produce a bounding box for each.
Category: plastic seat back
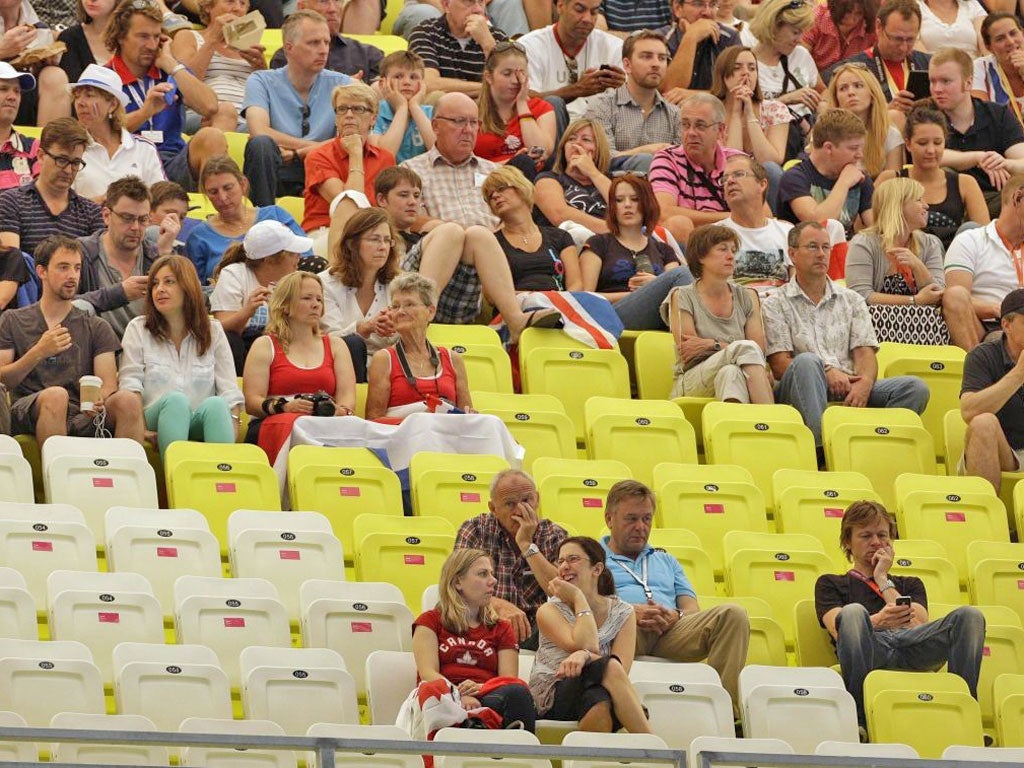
[0,639,104,726]
[409,452,509,525]
[365,650,417,725]
[634,332,676,400]
[180,717,296,768]
[50,712,168,766]
[532,457,631,538]
[472,392,575,472]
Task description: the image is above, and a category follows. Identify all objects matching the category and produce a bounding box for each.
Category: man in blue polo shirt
[105,0,222,190]
[242,9,352,207]
[601,479,749,717]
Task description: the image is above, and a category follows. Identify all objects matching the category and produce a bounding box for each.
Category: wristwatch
[712,341,722,352]
[522,543,540,559]
[881,579,897,592]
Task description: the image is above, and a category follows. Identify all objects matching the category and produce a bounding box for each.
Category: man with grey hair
[242,10,353,206]
[453,469,567,648]
[649,93,745,244]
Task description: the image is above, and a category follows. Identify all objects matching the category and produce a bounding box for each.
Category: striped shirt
[401,146,499,228]
[649,143,744,212]
[0,182,103,256]
[408,15,508,82]
[0,131,38,192]
[601,0,671,32]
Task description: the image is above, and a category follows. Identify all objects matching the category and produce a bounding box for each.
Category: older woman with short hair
[662,223,773,402]
[303,82,396,251]
[483,166,582,292]
[364,273,474,420]
[71,64,166,201]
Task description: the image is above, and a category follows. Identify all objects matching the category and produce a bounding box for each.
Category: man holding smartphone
[814,501,985,728]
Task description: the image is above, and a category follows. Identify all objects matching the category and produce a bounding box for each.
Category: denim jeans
[834,603,986,723]
[774,352,930,446]
[613,266,694,330]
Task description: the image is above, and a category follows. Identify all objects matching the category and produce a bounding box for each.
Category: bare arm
[962,355,1024,422]
[364,349,392,419]
[960,174,991,226]
[246,105,321,152]
[536,598,600,655]
[328,335,357,414]
[767,350,794,381]
[744,289,767,352]
[241,335,272,417]
[560,245,582,291]
[450,351,473,412]
[0,232,18,249]
[412,624,445,682]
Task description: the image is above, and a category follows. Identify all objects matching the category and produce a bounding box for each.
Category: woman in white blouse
[119,255,243,459]
[70,64,166,202]
[320,208,400,368]
[918,0,986,57]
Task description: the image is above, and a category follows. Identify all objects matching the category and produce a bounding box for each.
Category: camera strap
[395,339,441,400]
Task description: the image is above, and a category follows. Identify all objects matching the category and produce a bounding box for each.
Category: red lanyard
[995,223,1024,288]
[847,569,886,600]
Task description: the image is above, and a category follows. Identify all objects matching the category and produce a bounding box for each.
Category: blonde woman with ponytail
[846,177,945,307]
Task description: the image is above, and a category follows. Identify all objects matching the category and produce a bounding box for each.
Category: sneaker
[503,720,524,730]
[858,725,868,743]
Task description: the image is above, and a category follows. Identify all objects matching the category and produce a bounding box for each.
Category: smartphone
[895,596,912,607]
[599,64,612,71]
[906,70,931,101]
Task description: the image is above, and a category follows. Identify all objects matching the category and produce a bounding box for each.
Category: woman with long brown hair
[711,46,791,166]
[321,208,401,368]
[118,254,243,459]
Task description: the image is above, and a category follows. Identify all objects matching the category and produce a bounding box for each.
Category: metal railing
[698,751,1012,768]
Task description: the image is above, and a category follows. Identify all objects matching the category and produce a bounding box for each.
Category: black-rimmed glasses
[41,149,86,171]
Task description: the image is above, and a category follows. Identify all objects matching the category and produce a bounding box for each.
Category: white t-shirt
[944,221,1022,305]
[74,129,167,201]
[884,125,904,154]
[719,216,794,294]
[740,28,818,117]
[319,270,397,357]
[518,25,623,119]
[918,0,985,58]
[209,262,269,334]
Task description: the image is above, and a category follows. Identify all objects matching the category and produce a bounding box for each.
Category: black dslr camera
[295,390,336,417]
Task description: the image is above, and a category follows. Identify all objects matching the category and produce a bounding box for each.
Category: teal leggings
[144,392,234,459]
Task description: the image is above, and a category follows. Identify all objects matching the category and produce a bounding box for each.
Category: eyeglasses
[435,116,480,129]
[783,0,807,9]
[722,170,755,181]
[684,0,720,9]
[797,242,831,253]
[491,40,526,56]
[130,0,157,8]
[363,235,394,247]
[109,210,150,227]
[679,120,722,132]
[390,300,426,310]
[300,104,310,135]
[882,28,918,46]
[555,554,589,567]
[42,149,86,171]
[488,185,512,201]
[335,104,374,115]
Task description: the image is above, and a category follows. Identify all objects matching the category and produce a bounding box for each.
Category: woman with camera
[364,272,474,421]
[118,254,243,460]
[242,270,357,462]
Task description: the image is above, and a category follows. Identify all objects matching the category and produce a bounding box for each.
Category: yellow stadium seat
[821,407,936,510]
[876,343,966,463]
[471,392,575,472]
[793,599,838,668]
[427,324,503,347]
[723,531,831,647]
[702,402,816,510]
[773,469,880,569]
[652,462,768,580]
[346,33,408,55]
[699,595,788,666]
[585,397,697,487]
[379,0,404,34]
[261,28,282,65]
[967,541,1024,626]
[408,452,509,526]
[894,472,1009,584]
[13,124,40,139]
[864,670,984,757]
[287,445,402,563]
[995,673,1024,747]
[352,514,455,612]
[647,528,716,597]
[277,196,305,224]
[532,457,630,538]
[634,331,676,400]
[426,323,515,394]
[186,192,216,221]
[978,623,1024,732]
[223,131,247,170]
[889,547,964,606]
[164,441,281,552]
[671,396,714,456]
[521,345,630,444]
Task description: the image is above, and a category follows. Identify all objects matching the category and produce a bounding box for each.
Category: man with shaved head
[396,92,561,335]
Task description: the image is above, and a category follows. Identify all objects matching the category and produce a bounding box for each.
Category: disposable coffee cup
[79,375,102,412]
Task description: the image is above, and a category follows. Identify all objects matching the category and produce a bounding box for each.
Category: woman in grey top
[529,536,651,734]
[660,225,774,403]
[845,177,946,307]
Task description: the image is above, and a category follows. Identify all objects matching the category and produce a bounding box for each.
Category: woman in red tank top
[364,272,474,420]
[242,271,358,458]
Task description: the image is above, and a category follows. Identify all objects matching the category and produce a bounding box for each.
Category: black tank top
[897,167,963,249]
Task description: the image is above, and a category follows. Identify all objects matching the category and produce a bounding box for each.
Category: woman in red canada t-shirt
[412,548,536,731]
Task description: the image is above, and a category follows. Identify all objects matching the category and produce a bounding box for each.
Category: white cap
[244,220,314,259]
[0,62,35,91]
[68,64,130,108]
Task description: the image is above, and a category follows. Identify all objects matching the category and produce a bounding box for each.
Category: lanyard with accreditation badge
[847,568,887,600]
[995,223,1024,288]
[616,552,653,601]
